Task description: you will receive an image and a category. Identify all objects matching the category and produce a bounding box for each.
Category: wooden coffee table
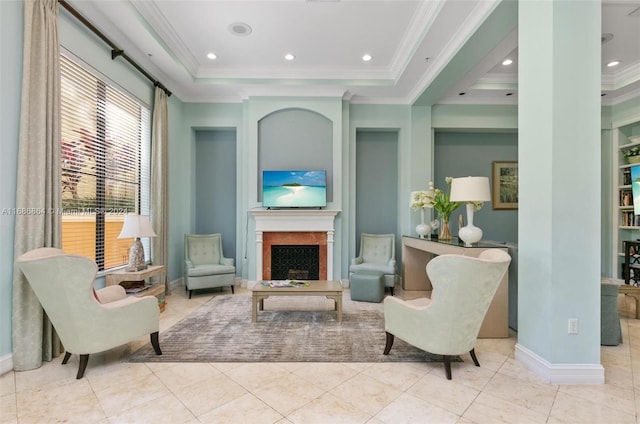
[251,280,343,322]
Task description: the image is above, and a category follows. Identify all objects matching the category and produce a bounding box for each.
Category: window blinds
[60,55,151,271]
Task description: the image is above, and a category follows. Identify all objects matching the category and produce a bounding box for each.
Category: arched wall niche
[257,108,334,202]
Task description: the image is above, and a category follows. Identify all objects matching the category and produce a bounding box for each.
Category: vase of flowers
[410,190,432,238]
[425,177,462,240]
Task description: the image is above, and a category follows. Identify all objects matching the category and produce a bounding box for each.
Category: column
[515,0,602,383]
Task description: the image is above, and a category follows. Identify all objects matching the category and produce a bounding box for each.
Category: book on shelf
[125,284,151,294]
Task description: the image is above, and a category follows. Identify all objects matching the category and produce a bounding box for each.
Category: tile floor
[1,284,639,424]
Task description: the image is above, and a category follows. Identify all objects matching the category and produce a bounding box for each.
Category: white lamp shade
[450,176,491,202]
[118,215,157,239]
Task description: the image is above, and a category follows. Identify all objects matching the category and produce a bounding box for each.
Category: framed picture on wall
[492,161,518,210]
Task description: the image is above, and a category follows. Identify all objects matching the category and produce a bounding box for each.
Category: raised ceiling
[65,0,640,106]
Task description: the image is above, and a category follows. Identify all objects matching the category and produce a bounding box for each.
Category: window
[60,54,150,271]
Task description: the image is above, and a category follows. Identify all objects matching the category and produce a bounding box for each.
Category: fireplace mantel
[249,209,340,281]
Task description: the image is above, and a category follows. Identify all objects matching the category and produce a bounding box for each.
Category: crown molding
[407,0,504,105]
[388,0,445,79]
[131,0,200,76]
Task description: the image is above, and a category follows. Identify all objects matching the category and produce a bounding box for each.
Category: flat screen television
[632,165,640,217]
[262,170,327,208]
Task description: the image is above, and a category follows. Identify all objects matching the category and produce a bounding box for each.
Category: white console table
[401,236,509,338]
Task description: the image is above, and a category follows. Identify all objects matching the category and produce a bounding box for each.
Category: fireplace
[262,232,326,280]
[250,209,340,281]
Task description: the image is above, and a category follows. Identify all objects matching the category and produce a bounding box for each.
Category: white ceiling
[65,0,640,106]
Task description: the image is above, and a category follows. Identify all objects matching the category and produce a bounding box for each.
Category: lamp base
[458,225,482,247]
[125,238,148,272]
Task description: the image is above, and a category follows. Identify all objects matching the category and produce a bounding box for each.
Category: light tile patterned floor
[1,285,639,424]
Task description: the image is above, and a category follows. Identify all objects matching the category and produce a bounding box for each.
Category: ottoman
[601,283,622,346]
[350,271,385,303]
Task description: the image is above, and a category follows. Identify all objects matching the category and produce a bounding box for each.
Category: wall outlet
[568,318,578,334]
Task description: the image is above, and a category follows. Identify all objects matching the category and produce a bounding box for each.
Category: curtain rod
[58,0,172,97]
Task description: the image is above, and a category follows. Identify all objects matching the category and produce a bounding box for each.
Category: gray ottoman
[601,283,622,346]
[350,271,385,303]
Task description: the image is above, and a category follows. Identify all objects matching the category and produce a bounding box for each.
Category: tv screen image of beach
[262,170,327,208]
[632,165,640,216]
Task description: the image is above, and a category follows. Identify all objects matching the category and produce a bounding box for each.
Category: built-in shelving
[615,125,640,279]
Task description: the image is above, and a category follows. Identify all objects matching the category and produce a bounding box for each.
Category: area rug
[128,293,459,363]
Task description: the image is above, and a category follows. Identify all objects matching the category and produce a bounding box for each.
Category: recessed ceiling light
[228,22,252,36]
[362,54,372,62]
[607,60,621,67]
[502,59,513,66]
[206,52,217,60]
[285,53,295,61]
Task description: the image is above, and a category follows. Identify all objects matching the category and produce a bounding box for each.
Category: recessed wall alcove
[257,108,334,202]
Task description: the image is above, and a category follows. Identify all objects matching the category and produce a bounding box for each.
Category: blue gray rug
[129,294,458,363]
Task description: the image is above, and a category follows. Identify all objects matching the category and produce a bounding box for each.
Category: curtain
[151,87,169,292]
[12,0,62,371]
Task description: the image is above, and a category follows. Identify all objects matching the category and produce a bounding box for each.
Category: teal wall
[434,132,518,243]
[355,130,400,257]
[194,129,237,256]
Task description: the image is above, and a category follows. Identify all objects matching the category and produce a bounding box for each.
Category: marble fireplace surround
[250,209,340,281]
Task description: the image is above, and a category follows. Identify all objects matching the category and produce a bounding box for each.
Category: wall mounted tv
[632,165,640,217]
[262,170,327,208]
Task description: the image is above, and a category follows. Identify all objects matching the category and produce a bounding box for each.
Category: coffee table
[251,280,343,323]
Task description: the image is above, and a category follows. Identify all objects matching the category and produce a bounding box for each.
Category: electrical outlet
[568,318,578,334]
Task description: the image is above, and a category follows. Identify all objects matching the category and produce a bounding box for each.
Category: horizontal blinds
[60,55,151,271]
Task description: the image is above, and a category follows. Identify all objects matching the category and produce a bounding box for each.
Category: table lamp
[450,176,491,247]
[118,215,156,271]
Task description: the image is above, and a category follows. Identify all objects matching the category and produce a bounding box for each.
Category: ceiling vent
[228,22,252,36]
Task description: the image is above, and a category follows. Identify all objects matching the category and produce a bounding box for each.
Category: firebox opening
[271,245,320,280]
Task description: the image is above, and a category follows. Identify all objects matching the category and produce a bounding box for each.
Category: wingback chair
[15,248,162,379]
[184,233,236,299]
[383,249,511,380]
[349,233,397,295]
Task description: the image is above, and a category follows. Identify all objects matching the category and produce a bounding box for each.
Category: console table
[105,265,166,311]
[401,236,509,338]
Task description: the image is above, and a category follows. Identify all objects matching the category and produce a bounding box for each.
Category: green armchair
[383,249,511,380]
[16,248,161,379]
[184,233,236,299]
[349,233,397,295]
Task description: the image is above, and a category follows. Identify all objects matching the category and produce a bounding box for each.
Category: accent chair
[383,249,511,380]
[349,233,397,295]
[184,233,236,299]
[15,247,162,379]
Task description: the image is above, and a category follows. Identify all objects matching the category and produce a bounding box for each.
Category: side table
[106,265,166,311]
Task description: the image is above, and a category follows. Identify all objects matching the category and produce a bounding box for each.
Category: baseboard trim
[515,343,604,384]
[0,353,13,375]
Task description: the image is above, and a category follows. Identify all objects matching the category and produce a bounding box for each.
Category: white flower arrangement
[410,190,432,211]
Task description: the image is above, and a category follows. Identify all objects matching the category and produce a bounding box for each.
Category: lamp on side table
[118,215,156,271]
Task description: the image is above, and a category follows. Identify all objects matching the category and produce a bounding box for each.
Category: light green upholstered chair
[383,249,511,380]
[16,248,161,379]
[184,234,236,299]
[349,233,397,295]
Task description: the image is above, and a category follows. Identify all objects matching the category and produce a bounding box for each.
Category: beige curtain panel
[151,86,169,291]
[12,0,63,371]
